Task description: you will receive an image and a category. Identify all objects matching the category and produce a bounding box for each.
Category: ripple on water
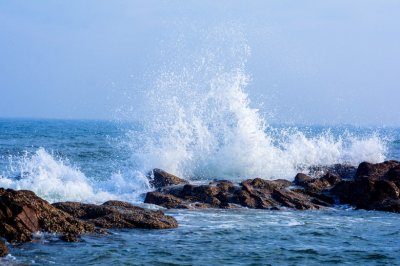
[2,209,400,265]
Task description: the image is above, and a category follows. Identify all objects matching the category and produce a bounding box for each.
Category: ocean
[0,118,400,265]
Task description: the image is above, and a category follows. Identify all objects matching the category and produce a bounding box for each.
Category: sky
[1,0,400,126]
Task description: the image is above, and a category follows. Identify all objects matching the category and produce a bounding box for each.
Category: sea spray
[124,28,387,180]
[0,148,149,203]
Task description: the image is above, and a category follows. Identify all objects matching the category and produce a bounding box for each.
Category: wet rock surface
[0,188,96,244]
[145,161,400,213]
[331,160,400,212]
[53,200,178,229]
[148,168,189,189]
[145,173,333,210]
[0,188,178,248]
[0,239,8,257]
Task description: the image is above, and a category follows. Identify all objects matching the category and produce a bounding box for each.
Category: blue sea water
[0,119,400,265]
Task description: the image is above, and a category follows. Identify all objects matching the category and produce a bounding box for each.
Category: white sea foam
[0,148,149,203]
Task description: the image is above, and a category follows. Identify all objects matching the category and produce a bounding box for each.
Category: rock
[294,173,313,186]
[367,199,400,212]
[52,200,178,229]
[271,189,323,210]
[355,161,400,181]
[330,161,400,212]
[148,168,189,188]
[0,239,8,257]
[0,188,96,243]
[144,192,184,209]
[386,166,400,186]
[294,172,341,193]
[145,171,331,210]
[60,233,80,242]
[308,164,357,179]
[242,178,291,191]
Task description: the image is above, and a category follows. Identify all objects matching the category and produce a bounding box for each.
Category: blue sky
[1,1,399,126]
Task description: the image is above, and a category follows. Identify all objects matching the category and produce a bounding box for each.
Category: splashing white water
[0,148,149,203]
[125,29,387,180]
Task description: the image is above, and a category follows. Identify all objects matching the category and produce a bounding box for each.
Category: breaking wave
[0,148,149,203]
[125,28,387,180]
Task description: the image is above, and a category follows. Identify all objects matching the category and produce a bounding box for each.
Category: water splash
[124,27,387,180]
[0,148,149,203]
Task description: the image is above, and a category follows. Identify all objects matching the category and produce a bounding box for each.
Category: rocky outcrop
[145,161,400,214]
[331,161,400,212]
[0,188,178,245]
[148,168,189,189]
[0,188,97,243]
[52,200,178,229]
[0,239,8,257]
[145,176,333,210]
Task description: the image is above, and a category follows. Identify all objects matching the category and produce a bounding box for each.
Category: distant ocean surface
[1,118,400,265]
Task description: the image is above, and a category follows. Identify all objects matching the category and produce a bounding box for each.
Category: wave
[0,148,149,203]
[124,29,387,180]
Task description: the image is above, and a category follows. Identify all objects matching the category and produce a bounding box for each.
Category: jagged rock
[0,188,97,243]
[331,161,400,212]
[294,172,341,194]
[0,239,8,257]
[294,173,313,186]
[0,188,178,244]
[148,168,189,188]
[355,161,400,181]
[145,162,400,214]
[52,200,178,229]
[144,170,332,210]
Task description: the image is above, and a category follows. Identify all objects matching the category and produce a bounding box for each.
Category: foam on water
[0,148,149,203]
[125,29,387,180]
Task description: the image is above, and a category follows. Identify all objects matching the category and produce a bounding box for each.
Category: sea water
[0,119,400,265]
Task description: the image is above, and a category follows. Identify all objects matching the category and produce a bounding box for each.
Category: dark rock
[386,166,400,186]
[0,239,8,257]
[144,192,184,209]
[145,170,331,210]
[148,169,189,189]
[53,200,178,229]
[242,178,291,191]
[294,173,313,186]
[60,233,80,242]
[272,189,322,210]
[294,172,341,193]
[330,181,354,204]
[367,199,400,212]
[0,188,96,243]
[355,161,400,181]
[308,164,357,179]
[330,160,400,212]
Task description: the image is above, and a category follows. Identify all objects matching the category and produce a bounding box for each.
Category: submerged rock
[53,200,178,229]
[0,239,8,257]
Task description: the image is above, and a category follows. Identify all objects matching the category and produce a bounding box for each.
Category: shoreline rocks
[145,160,400,213]
[0,188,178,256]
[2,160,400,257]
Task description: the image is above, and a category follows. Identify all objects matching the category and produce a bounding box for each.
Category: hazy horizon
[1,1,400,126]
